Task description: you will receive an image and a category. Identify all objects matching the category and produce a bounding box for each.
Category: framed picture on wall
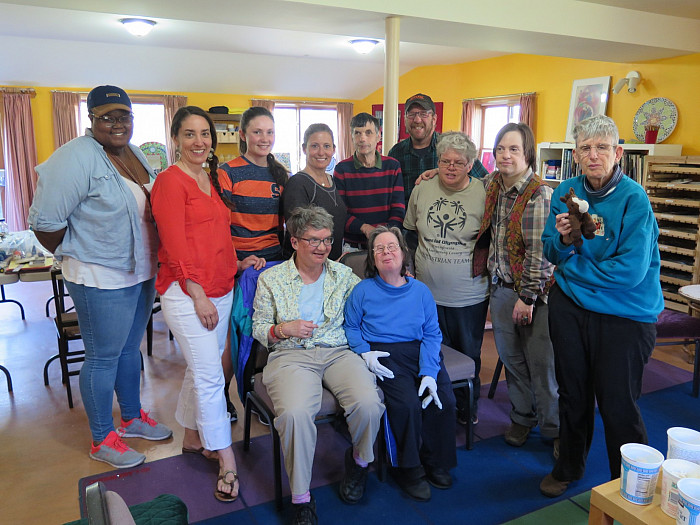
[565,77,611,142]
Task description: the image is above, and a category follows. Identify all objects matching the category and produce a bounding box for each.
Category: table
[679,285,700,316]
[588,478,674,524]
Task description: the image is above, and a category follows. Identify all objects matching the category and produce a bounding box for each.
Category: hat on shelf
[208,106,229,114]
[87,85,132,117]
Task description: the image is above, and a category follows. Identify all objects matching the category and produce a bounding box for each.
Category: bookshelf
[643,156,700,314]
[537,143,682,185]
[208,112,241,164]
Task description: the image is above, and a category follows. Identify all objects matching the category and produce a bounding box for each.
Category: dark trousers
[437,299,489,413]
[371,341,457,470]
[548,284,656,481]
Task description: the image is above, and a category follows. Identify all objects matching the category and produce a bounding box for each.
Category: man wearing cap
[388,93,489,204]
[30,85,172,470]
[334,112,405,251]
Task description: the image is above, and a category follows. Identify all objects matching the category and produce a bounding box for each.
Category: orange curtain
[461,99,476,138]
[2,93,38,231]
[163,95,187,165]
[51,91,80,149]
[251,99,275,113]
[336,102,354,161]
[520,93,536,131]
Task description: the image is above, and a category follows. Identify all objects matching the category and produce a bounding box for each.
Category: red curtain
[2,93,38,231]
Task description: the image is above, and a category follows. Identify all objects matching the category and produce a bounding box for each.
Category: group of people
[28,85,663,525]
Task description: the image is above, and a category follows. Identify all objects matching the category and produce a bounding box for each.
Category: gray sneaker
[90,431,146,468]
[118,409,173,441]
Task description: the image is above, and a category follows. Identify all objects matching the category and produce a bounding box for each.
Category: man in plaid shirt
[477,122,559,458]
[388,93,489,204]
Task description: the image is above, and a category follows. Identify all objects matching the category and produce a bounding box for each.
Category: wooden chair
[145,294,172,357]
[338,250,476,449]
[44,268,84,408]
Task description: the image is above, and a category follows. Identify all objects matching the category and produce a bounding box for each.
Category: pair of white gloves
[361,350,442,409]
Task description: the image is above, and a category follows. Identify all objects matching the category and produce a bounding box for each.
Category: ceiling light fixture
[349,39,379,55]
[120,18,157,37]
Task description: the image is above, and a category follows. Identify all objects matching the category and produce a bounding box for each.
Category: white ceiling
[1,0,699,100]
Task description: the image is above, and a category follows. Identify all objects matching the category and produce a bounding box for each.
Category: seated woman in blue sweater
[344,226,456,502]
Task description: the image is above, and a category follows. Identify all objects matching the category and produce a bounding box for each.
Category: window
[79,100,167,152]
[479,101,520,172]
[273,105,338,174]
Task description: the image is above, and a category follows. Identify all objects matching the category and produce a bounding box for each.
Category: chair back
[339,250,368,279]
[51,268,79,331]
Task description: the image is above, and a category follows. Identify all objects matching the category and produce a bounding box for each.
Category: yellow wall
[11,88,358,164]
[358,53,700,155]
[8,51,700,163]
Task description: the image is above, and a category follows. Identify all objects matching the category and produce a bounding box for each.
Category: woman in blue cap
[29,85,172,469]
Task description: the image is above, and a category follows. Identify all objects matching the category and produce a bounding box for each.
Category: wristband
[519,295,535,306]
[277,323,288,339]
[269,325,278,341]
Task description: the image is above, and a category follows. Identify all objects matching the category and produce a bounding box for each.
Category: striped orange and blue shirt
[218,156,284,261]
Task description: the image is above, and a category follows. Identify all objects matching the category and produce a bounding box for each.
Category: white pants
[161,281,233,451]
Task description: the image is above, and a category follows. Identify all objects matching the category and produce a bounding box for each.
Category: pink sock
[292,491,311,504]
[353,449,368,468]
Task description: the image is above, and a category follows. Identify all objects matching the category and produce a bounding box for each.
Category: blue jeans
[65,277,156,442]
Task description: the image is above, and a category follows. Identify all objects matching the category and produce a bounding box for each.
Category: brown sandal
[215,470,239,502]
[182,446,218,462]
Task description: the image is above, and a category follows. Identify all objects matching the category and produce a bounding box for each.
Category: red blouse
[152,165,237,298]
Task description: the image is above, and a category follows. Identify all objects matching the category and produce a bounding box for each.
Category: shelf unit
[643,156,700,314]
[537,143,682,185]
[208,113,241,164]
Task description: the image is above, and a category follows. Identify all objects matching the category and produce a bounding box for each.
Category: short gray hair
[573,115,619,147]
[287,205,334,238]
[436,131,477,162]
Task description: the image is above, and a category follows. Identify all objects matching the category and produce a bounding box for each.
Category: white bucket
[619,443,665,505]
[677,478,700,524]
[668,428,700,465]
[661,459,700,518]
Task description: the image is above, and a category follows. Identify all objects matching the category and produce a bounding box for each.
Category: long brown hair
[170,105,235,211]
[239,106,288,188]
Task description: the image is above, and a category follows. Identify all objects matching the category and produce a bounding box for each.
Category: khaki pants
[263,345,384,495]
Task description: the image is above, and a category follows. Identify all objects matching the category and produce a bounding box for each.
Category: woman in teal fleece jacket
[539,115,663,499]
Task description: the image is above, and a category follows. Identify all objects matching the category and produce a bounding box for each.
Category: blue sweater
[542,175,663,323]
[344,275,443,379]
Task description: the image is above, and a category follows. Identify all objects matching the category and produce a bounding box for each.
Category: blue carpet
[193,381,700,525]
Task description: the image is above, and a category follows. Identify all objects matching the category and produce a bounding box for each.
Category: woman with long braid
[152,106,262,502]
[218,106,288,262]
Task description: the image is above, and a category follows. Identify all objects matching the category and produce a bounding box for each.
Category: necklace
[300,171,338,206]
[106,149,151,204]
[176,161,211,195]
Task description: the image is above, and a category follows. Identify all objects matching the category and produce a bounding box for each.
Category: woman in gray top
[282,123,346,260]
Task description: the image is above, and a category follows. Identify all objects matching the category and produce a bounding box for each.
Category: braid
[208,152,236,211]
[267,153,289,188]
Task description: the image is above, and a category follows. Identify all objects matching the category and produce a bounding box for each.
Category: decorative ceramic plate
[632,97,678,142]
[139,141,168,172]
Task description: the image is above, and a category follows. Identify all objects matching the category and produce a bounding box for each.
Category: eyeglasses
[577,144,615,156]
[298,236,334,247]
[91,114,134,127]
[405,111,433,121]
[438,159,468,169]
[373,242,400,254]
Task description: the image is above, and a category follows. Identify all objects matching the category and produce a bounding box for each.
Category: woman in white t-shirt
[403,131,490,425]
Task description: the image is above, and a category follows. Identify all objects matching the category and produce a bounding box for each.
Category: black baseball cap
[404,93,436,113]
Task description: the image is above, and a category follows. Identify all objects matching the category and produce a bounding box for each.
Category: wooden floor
[0,278,692,523]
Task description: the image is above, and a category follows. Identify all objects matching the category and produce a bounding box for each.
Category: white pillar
[383,16,400,155]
